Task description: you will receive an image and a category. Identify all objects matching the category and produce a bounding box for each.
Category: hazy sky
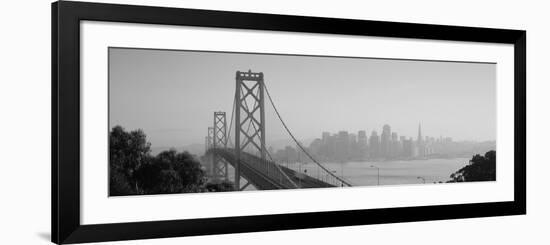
[109,48,496,149]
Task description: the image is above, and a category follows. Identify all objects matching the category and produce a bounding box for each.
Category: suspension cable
[264,83,352,187]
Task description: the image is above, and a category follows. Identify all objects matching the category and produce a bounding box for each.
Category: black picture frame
[52,1,526,244]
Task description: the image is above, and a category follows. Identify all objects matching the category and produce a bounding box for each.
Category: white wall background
[0,0,547,244]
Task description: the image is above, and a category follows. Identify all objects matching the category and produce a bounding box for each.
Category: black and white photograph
[108,47,497,196]
[24,0,538,244]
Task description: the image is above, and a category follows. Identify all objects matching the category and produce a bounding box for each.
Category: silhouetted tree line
[448,150,496,182]
[109,126,234,196]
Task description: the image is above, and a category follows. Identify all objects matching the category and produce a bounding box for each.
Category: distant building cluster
[271,123,495,163]
[311,124,439,161]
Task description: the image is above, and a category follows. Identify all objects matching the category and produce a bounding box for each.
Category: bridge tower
[234,70,266,190]
[206,127,214,151]
[204,127,214,176]
[212,111,228,180]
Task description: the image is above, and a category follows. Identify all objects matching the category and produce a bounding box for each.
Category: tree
[109,168,135,196]
[137,149,206,194]
[132,159,162,193]
[448,150,496,182]
[109,126,207,195]
[109,126,151,195]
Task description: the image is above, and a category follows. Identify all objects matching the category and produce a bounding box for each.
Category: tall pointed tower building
[417,123,424,157]
[417,123,422,143]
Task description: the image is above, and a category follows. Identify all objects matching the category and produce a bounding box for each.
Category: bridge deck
[208,148,335,190]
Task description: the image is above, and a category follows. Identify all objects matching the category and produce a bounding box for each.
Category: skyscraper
[391,132,400,157]
[357,130,368,159]
[417,123,422,143]
[417,123,425,157]
[381,124,391,158]
[369,130,380,159]
[358,130,367,144]
[322,132,330,144]
[402,137,414,158]
[337,131,350,160]
[399,136,407,157]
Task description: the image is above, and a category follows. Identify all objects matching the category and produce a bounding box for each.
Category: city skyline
[151,122,495,158]
[152,122,494,152]
[144,121,495,156]
[269,122,495,164]
[304,122,492,147]
[109,48,496,149]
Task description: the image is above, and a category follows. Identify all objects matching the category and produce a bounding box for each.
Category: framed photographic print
[52,1,526,244]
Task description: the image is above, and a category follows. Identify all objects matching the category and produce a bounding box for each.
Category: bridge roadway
[208,148,335,190]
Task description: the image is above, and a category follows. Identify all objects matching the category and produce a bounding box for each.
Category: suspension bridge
[203,70,352,190]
